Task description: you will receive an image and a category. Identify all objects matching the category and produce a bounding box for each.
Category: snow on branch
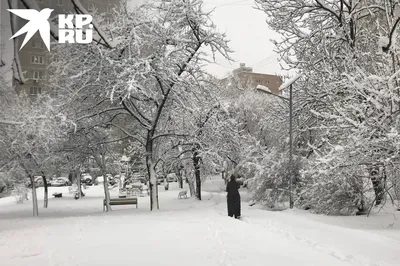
[0,120,23,126]
[279,74,301,91]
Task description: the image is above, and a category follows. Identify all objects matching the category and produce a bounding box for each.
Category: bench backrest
[178,190,187,195]
[104,198,137,204]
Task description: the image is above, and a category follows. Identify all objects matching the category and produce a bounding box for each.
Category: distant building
[220,63,283,94]
[14,0,119,96]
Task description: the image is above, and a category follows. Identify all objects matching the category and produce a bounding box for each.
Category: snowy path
[0,178,399,266]
[205,191,397,266]
[210,193,398,266]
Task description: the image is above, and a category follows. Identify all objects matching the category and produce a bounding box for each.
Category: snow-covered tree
[50,0,231,210]
[0,92,71,216]
[256,0,400,214]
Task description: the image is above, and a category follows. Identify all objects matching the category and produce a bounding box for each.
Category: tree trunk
[146,134,159,211]
[101,166,111,211]
[42,174,48,208]
[187,174,195,197]
[68,172,73,184]
[95,153,111,211]
[77,171,82,199]
[30,174,39,216]
[177,169,183,189]
[193,149,201,200]
[369,166,385,205]
[147,159,159,210]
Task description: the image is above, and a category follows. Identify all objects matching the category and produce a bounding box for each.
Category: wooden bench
[103,198,138,211]
[178,190,188,199]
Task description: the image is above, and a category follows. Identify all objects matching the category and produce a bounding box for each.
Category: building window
[32,71,44,80]
[107,6,112,13]
[31,55,44,64]
[57,0,63,6]
[29,86,42,95]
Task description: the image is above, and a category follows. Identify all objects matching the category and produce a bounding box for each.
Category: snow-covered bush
[12,185,29,204]
[236,147,303,208]
[298,168,368,215]
[383,163,400,205]
[0,172,13,194]
[255,0,400,215]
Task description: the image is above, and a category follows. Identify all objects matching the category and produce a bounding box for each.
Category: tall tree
[0,93,71,216]
[50,0,231,210]
[256,0,400,214]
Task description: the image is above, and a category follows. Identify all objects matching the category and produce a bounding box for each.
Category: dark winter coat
[226,180,241,218]
[226,180,240,201]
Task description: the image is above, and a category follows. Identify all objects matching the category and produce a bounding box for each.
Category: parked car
[34,176,44,187]
[166,173,178,182]
[26,176,44,188]
[51,177,71,187]
[81,174,93,185]
[108,175,117,186]
[157,176,164,185]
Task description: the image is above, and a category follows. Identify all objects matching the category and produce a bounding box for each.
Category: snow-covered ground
[0,176,399,266]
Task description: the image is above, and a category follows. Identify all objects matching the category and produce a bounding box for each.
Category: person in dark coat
[226,174,241,219]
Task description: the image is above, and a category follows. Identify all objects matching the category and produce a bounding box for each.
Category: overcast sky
[132,0,283,78]
[201,0,282,78]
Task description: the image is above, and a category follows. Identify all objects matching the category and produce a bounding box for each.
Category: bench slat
[109,198,137,201]
[109,201,137,205]
[103,198,137,204]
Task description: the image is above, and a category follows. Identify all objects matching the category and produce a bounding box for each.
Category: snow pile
[0,176,399,266]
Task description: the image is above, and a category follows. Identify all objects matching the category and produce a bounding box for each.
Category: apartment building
[220,63,283,94]
[15,0,118,96]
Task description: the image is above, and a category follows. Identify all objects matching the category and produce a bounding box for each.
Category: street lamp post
[288,84,293,209]
[256,76,300,209]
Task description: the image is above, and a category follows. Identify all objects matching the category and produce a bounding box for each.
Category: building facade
[220,63,283,94]
[15,0,118,96]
